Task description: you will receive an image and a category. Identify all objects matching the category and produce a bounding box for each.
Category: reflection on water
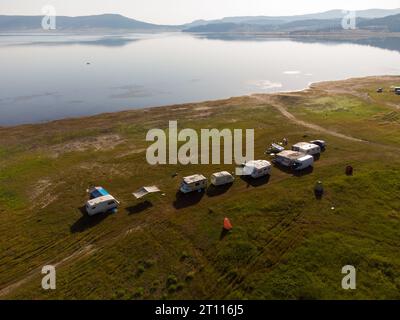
[0,32,399,126]
[193,33,400,53]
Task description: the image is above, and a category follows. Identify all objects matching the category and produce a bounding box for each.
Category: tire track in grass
[0,244,96,298]
[251,94,400,154]
[252,94,365,143]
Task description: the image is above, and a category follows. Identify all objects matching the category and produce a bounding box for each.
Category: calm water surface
[0,33,399,126]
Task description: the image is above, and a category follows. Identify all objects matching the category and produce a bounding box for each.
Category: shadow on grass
[273,163,314,177]
[70,206,112,233]
[273,163,293,174]
[126,200,153,215]
[206,183,233,197]
[293,166,314,177]
[314,190,323,200]
[220,228,230,241]
[240,175,270,188]
[173,190,205,209]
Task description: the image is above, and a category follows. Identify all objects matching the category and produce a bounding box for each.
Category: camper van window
[195,183,200,186]
[107,201,115,205]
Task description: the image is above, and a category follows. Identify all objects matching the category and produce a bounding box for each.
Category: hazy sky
[1,0,399,24]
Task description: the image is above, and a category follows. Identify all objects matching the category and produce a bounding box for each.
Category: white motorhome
[309,140,326,149]
[86,195,120,216]
[243,160,272,178]
[211,171,235,186]
[292,142,321,156]
[180,174,208,194]
[293,155,314,171]
[275,150,314,171]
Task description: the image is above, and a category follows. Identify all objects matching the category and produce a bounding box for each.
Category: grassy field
[0,76,399,300]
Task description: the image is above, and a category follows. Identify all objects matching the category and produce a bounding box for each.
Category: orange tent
[224,218,233,231]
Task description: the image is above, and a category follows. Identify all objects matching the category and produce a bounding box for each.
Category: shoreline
[1,75,399,130]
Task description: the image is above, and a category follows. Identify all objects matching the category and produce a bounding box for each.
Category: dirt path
[252,94,365,143]
[0,244,96,298]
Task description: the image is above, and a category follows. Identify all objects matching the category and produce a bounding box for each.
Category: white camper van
[293,155,314,171]
[275,150,314,171]
[243,160,272,179]
[292,142,321,156]
[180,174,208,194]
[86,195,120,216]
[309,140,326,149]
[211,171,235,186]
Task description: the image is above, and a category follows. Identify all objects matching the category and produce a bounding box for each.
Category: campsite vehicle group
[84,139,326,216]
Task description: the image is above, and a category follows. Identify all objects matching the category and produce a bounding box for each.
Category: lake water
[1,32,400,126]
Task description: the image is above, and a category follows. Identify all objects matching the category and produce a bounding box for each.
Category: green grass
[1,77,400,300]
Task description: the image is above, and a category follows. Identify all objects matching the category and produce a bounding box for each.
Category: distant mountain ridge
[0,9,399,33]
[358,13,400,32]
[0,14,176,31]
[183,12,400,33]
[182,8,400,28]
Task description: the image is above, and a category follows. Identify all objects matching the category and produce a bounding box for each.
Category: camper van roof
[293,142,319,150]
[277,150,305,160]
[298,155,314,162]
[183,174,207,184]
[246,160,271,170]
[87,195,115,206]
[212,171,231,178]
[90,187,109,198]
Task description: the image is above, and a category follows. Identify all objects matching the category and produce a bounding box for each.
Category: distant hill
[183,10,400,34]
[358,13,400,32]
[183,18,374,33]
[0,14,176,32]
[183,8,400,29]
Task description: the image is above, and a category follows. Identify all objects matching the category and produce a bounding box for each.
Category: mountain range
[0,8,399,33]
[0,14,177,32]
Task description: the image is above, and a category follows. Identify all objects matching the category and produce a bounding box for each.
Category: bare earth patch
[116,148,147,158]
[194,106,212,111]
[29,179,63,209]
[49,134,126,157]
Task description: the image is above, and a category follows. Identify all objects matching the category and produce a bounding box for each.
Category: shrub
[185,271,195,281]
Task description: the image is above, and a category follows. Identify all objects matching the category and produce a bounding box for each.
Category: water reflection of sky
[0,33,399,126]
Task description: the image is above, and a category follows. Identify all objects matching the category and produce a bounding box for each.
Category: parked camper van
[292,142,321,156]
[243,160,272,178]
[293,155,314,171]
[275,150,314,171]
[395,87,400,95]
[180,174,207,194]
[309,140,326,149]
[211,171,235,186]
[86,195,120,216]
